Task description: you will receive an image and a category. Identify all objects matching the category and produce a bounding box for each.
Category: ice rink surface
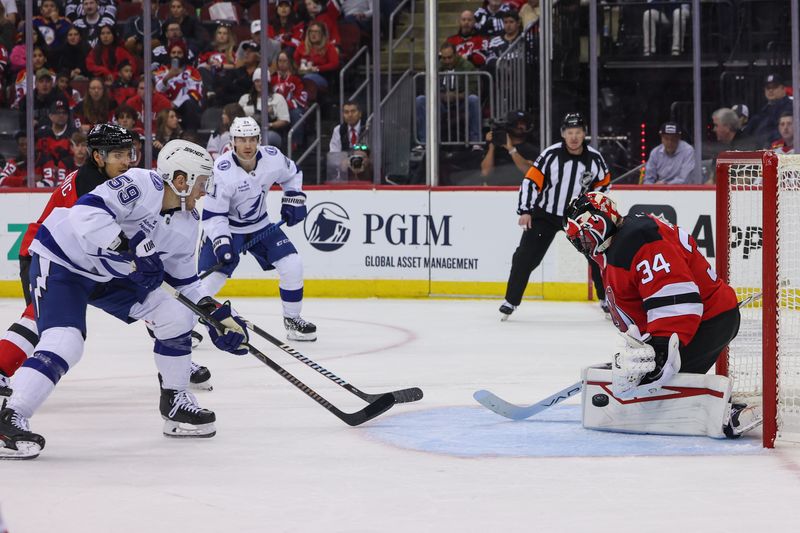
[1,296,799,532]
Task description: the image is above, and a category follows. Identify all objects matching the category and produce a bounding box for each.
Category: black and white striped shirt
[517,141,611,217]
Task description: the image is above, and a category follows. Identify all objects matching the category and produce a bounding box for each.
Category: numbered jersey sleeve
[603,214,738,345]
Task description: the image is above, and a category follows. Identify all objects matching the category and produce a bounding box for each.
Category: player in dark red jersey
[563,192,756,437]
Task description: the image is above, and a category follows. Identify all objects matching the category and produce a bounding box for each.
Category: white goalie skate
[284,316,317,342]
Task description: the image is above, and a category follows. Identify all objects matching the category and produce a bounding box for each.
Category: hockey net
[716,151,800,447]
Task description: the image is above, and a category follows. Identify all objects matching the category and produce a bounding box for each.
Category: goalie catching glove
[612,325,681,398]
[197,297,249,355]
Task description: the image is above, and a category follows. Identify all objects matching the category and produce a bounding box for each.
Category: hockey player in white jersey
[0,140,249,459]
[199,116,317,341]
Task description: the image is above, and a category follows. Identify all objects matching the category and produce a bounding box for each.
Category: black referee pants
[503,209,604,306]
[679,306,741,374]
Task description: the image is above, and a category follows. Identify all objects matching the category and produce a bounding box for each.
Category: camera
[489,120,509,148]
[348,144,370,173]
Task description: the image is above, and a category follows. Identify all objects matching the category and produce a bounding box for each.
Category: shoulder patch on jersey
[265,146,278,156]
[150,171,164,191]
[218,160,231,171]
[606,214,663,269]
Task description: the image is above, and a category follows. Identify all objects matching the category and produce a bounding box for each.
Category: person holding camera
[480,110,537,185]
[329,100,365,153]
[499,112,610,320]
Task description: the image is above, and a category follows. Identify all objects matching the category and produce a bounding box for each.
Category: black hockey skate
[284,316,317,342]
[189,361,213,391]
[0,373,10,408]
[0,407,45,460]
[190,330,203,348]
[499,302,516,321]
[160,389,216,438]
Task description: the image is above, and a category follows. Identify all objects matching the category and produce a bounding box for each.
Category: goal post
[715,150,800,448]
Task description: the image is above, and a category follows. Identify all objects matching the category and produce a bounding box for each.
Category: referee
[500,113,610,320]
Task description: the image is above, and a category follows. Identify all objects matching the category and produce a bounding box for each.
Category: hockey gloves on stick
[124,231,164,292]
[280,191,307,226]
[612,325,681,398]
[212,236,236,264]
[198,297,249,355]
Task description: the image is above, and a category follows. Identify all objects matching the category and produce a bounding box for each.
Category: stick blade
[473,389,532,420]
[391,387,424,403]
[340,393,395,426]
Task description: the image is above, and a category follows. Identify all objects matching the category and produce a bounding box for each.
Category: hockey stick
[476,296,762,420]
[199,220,286,280]
[161,283,395,426]
[473,382,583,421]
[243,320,423,404]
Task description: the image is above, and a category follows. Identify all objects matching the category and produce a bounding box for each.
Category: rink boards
[0,185,718,299]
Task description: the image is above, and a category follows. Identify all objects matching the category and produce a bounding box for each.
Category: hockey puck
[592,394,609,407]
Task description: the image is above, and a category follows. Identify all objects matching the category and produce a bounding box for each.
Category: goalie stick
[162,283,394,426]
[475,295,759,420]
[243,320,423,404]
[473,382,583,420]
[199,220,286,280]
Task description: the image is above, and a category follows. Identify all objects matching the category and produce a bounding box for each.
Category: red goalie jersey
[602,213,738,346]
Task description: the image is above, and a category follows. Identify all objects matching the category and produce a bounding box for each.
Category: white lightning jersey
[202,146,303,241]
[28,167,209,301]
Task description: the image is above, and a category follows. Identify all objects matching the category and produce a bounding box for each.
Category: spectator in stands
[129,130,145,169]
[57,25,90,80]
[64,131,88,171]
[446,10,489,69]
[704,107,759,183]
[1,0,18,27]
[415,42,482,148]
[72,0,116,48]
[126,76,173,130]
[114,105,140,133]
[745,74,794,147]
[206,103,246,160]
[239,68,291,149]
[122,15,162,62]
[208,23,238,68]
[272,50,309,145]
[110,60,137,105]
[486,10,522,70]
[86,25,138,84]
[771,111,794,154]
[74,77,115,132]
[65,0,116,23]
[215,41,259,106]
[34,0,71,52]
[642,0,690,56]
[302,0,341,47]
[197,23,238,104]
[36,98,76,164]
[342,0,372,33]
[18,69,70,130]
[271,0,303,53]
[0,3,15,51]
[11,43,51,107]
[294,21,340,102]
[10,27,50,76]
[480,110,537,184]
[520,0,540,30]
[0,132,30,187]
[329,100,365,153]
[474,0,511,37]
[732,104,749,131]
[236,20,281,68]
[153,21,197,69]
[643,121,699,184]
[153,108,182,154]
[167,0,206,50]
[154,39,204,132]
[56,70,83,106]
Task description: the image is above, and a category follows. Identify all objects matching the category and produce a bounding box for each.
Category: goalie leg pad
[582,366,732,438]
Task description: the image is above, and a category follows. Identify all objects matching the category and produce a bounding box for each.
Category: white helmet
[230,116,261,141]
[157,139,214,210]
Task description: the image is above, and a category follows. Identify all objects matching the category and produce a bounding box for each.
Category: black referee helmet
[561,112,587,132]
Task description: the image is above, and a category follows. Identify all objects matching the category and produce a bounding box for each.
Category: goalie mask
[157,139,214,211]
[563,192,622,259]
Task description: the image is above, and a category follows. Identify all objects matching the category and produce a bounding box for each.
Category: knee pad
[273,253,303,290]
[23,327,84,384]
